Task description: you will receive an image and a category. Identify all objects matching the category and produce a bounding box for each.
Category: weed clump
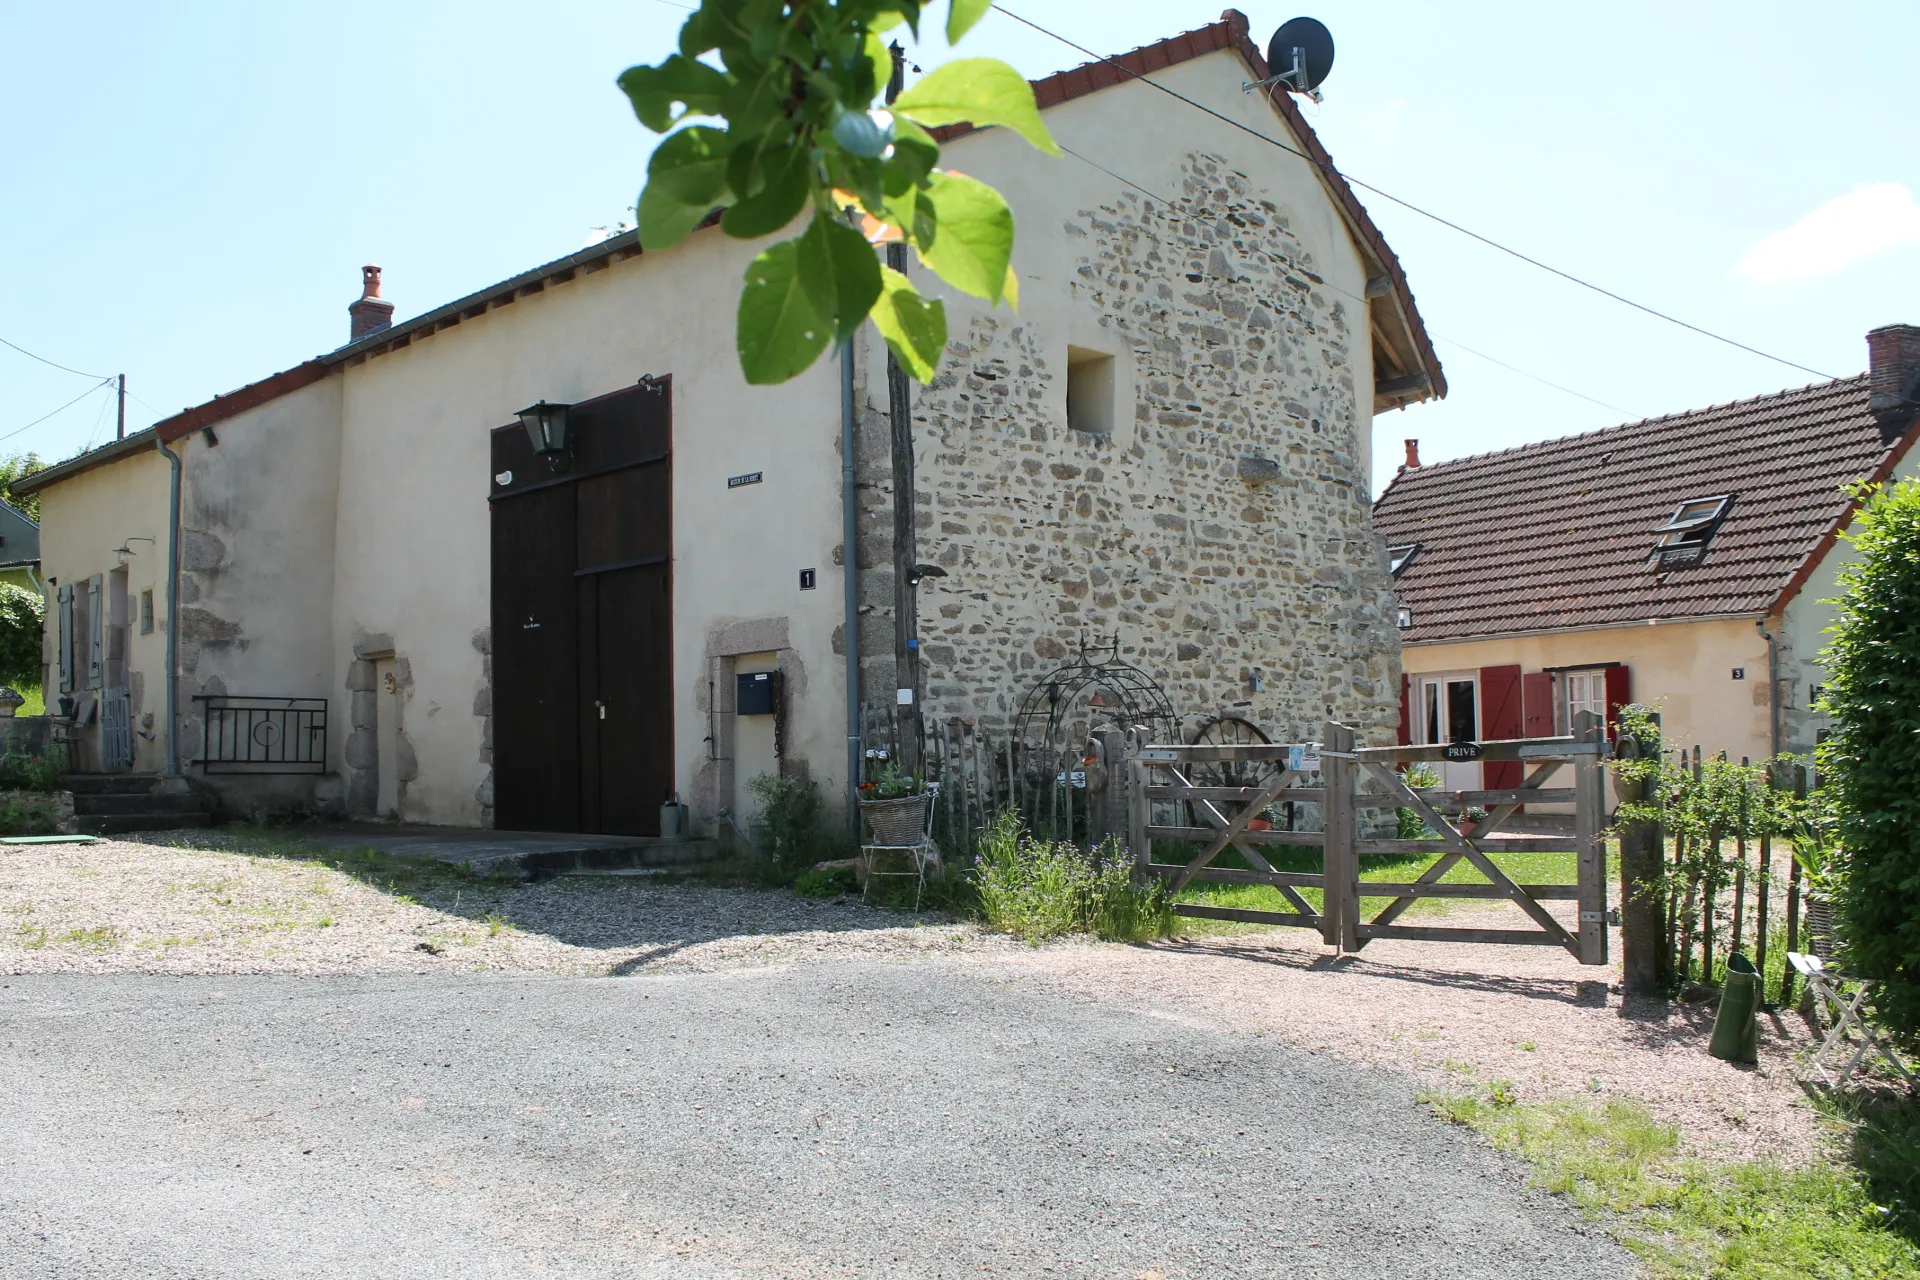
[972,811,1173,944]
[1426,1085,1920,1278]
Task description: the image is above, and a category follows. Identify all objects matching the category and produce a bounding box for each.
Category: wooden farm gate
[1129,716,1611,963]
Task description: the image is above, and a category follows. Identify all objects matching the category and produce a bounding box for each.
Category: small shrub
[793,865,858,899]
[747,772,853,876]
[0,582,42,690]
[1396,762,1442,840]
[0,793,59,836]
[972,811,1174,944]
[0,747,66,794]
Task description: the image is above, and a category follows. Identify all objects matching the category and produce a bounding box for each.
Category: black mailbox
[736,671,777,716]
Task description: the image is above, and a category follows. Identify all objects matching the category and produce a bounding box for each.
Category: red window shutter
[1604,665,1632,740]
[1522,672,1554,739]
[1398,673,1411,745]
[1480,664,1523,790]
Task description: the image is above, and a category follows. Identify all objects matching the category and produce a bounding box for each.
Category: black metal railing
[194,696,328,774]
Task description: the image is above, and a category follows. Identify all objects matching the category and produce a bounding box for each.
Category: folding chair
[1787,952,1917,1091]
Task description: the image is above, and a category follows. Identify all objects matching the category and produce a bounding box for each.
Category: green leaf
[738,238,831,385]
[891,58,1061,156]
[646,125,732,205]
[915,171,1013,303]
[880,121,937,196]
[797,213,883,346]
[946,0,992,43]
[864,32,892,100]
[637,183,714,252]
[637,126,732,251]
[721,138,812,239]
[870,265,946,383]
[617,55,730,132]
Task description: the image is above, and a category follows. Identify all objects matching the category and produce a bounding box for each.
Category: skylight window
[1387,543,1421,576]
[1651,494,1732,568]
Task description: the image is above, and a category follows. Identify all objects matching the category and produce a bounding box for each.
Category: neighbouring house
[13,12,1442,833]
[0,499,40,594]
[1371,324,1920,790]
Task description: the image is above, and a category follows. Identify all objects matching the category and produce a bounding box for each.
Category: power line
[1431,335,1634,416]
[0,378,116,446]
[991,5,1836,381]
[1055,142,1634,418]
[0,335,110,381]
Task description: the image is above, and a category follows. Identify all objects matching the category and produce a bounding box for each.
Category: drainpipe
[1756,616,1781,764]
[156,435,182,777]
[840,332,862,833]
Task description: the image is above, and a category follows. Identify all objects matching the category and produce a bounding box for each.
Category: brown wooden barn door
[490,377,671,834]
[491,479,581,832]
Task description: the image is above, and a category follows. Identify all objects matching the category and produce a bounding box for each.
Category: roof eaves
[1768,422,1920,617]
[8,426,162,498]
[930,9,1443,404]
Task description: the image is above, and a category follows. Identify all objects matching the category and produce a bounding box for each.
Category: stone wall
[855,152,1401,747]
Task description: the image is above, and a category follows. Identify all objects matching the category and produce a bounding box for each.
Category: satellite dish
[1265,17,1334,98]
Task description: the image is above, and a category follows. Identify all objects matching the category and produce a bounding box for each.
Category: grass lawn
[1156,840,1605,934]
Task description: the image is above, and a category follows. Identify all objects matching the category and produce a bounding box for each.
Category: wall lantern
[1395,604,1413,630]
[516,400,573,463]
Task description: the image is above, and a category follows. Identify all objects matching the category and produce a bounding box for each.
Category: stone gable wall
[855,152,1402,747]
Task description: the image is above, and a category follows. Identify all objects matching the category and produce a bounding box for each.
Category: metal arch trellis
[1010,634,1178,844]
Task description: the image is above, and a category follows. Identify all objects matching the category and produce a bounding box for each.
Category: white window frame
[1562,669,1609,735]
[1387,543,1421,577]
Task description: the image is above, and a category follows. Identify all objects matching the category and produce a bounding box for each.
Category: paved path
[1,964,1629,1279]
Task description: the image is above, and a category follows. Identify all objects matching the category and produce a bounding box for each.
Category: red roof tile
[1372,376,1914,642]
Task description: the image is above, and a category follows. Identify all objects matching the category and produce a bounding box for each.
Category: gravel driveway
[1,965,1630,1280]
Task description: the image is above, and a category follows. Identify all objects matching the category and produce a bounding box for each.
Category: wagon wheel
[1184,715,1281,830]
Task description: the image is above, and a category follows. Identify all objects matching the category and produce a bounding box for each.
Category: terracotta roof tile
[1372,376,1913,642]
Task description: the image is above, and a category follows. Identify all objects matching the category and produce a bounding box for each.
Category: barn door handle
[597,700,608,720]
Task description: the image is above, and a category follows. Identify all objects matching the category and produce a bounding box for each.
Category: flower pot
[860,791,932,846]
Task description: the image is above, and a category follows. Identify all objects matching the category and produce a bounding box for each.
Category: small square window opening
[1065,346,1115,435]
[139,589,154,635]
[1387,543,1421,576]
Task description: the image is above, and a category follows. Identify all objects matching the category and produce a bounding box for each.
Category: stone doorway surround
[691,615,803,841]
[344,632,416,819]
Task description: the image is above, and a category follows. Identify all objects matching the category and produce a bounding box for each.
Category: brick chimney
[1400,439,1421,473]
[1868,324,1920,428]
[348,265,395,342]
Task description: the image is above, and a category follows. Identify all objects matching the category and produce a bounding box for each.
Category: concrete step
[64,774,165,797]
[72,792,208,817]
[518,837,722,875]
[78,813,214,836]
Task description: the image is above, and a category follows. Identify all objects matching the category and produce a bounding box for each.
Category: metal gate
[101,687,133,772]
[1129,714,1611,964]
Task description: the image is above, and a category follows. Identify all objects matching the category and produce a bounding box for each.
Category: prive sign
[1443,742,1484,762]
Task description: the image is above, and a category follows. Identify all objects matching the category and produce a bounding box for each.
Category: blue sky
[3,1,1916,493]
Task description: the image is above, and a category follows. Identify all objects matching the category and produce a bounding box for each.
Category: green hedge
[1819,477,1920,1046]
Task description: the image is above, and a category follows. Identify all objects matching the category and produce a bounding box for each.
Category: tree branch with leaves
[619,0,1058,385]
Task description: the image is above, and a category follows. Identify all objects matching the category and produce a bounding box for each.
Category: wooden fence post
[1323,721,1356,951]
[1128,730,1151,883]
[1615,711,1664,993]
[1573,710,1610,966]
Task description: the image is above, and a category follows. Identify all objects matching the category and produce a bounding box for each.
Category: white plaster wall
[1776,444,1920,758]
[174,377,343,776]
[35,449,172,774]
[331,230,845,827]
[1403,617,1774,760]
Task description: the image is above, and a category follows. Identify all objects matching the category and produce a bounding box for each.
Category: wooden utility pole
[116,374,126,440]
[883,42,923,778]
